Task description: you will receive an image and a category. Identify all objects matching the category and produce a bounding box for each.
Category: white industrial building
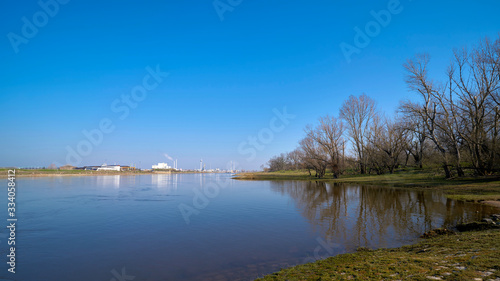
[97,164,121,171]
[152,162,171,170]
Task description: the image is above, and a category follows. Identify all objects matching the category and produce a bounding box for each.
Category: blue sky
[0,0,499,170]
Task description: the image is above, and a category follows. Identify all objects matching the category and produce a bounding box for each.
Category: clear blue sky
[1,0,499,170]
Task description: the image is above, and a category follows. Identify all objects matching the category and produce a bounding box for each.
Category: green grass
[235,168,500,203]
[256,230,500,281]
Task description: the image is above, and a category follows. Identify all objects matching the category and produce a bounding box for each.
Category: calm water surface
[2,174,497,281]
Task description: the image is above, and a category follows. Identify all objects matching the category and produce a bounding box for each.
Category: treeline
[264,36,500,178]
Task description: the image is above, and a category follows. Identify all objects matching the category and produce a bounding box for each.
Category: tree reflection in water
[270,181,496,251]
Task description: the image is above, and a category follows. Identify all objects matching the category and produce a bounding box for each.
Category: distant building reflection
[96,175,120,188]
[151,174,178,190]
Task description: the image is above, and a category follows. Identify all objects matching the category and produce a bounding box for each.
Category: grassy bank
[257,229,500,281]
[235,169,500,204]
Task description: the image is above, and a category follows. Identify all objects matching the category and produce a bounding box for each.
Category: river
[2,174,496,280]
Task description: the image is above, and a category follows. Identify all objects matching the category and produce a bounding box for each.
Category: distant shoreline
[0,169,233,178]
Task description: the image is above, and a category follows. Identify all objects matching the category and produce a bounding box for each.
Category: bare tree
[285,148,303,170]
[398,108,427,168]
[448,37,500,175]
[378,117,410,173]
[402,54,454,178]
[267,153,286,172]
[340,94,377,174]
[308,115,346,178]
[364,115,407,174]
[299,134,328,178]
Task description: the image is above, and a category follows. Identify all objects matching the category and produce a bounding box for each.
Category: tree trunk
[418,138,425,168]
[443,163,452,179]
[455,149,465,177]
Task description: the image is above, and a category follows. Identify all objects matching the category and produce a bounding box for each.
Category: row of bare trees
[265,36,500,178]
[401,36,500,177]
[266,95,413,177]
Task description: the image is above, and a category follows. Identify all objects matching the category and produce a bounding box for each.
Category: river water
[1,174,496,281]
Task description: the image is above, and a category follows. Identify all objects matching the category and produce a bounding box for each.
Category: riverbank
[0,168,226,178]
[239,169,500,280]
[235,169,500,203]
[256,226,500,280]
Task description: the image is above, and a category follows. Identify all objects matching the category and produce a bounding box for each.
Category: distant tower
[200,159,203,171]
